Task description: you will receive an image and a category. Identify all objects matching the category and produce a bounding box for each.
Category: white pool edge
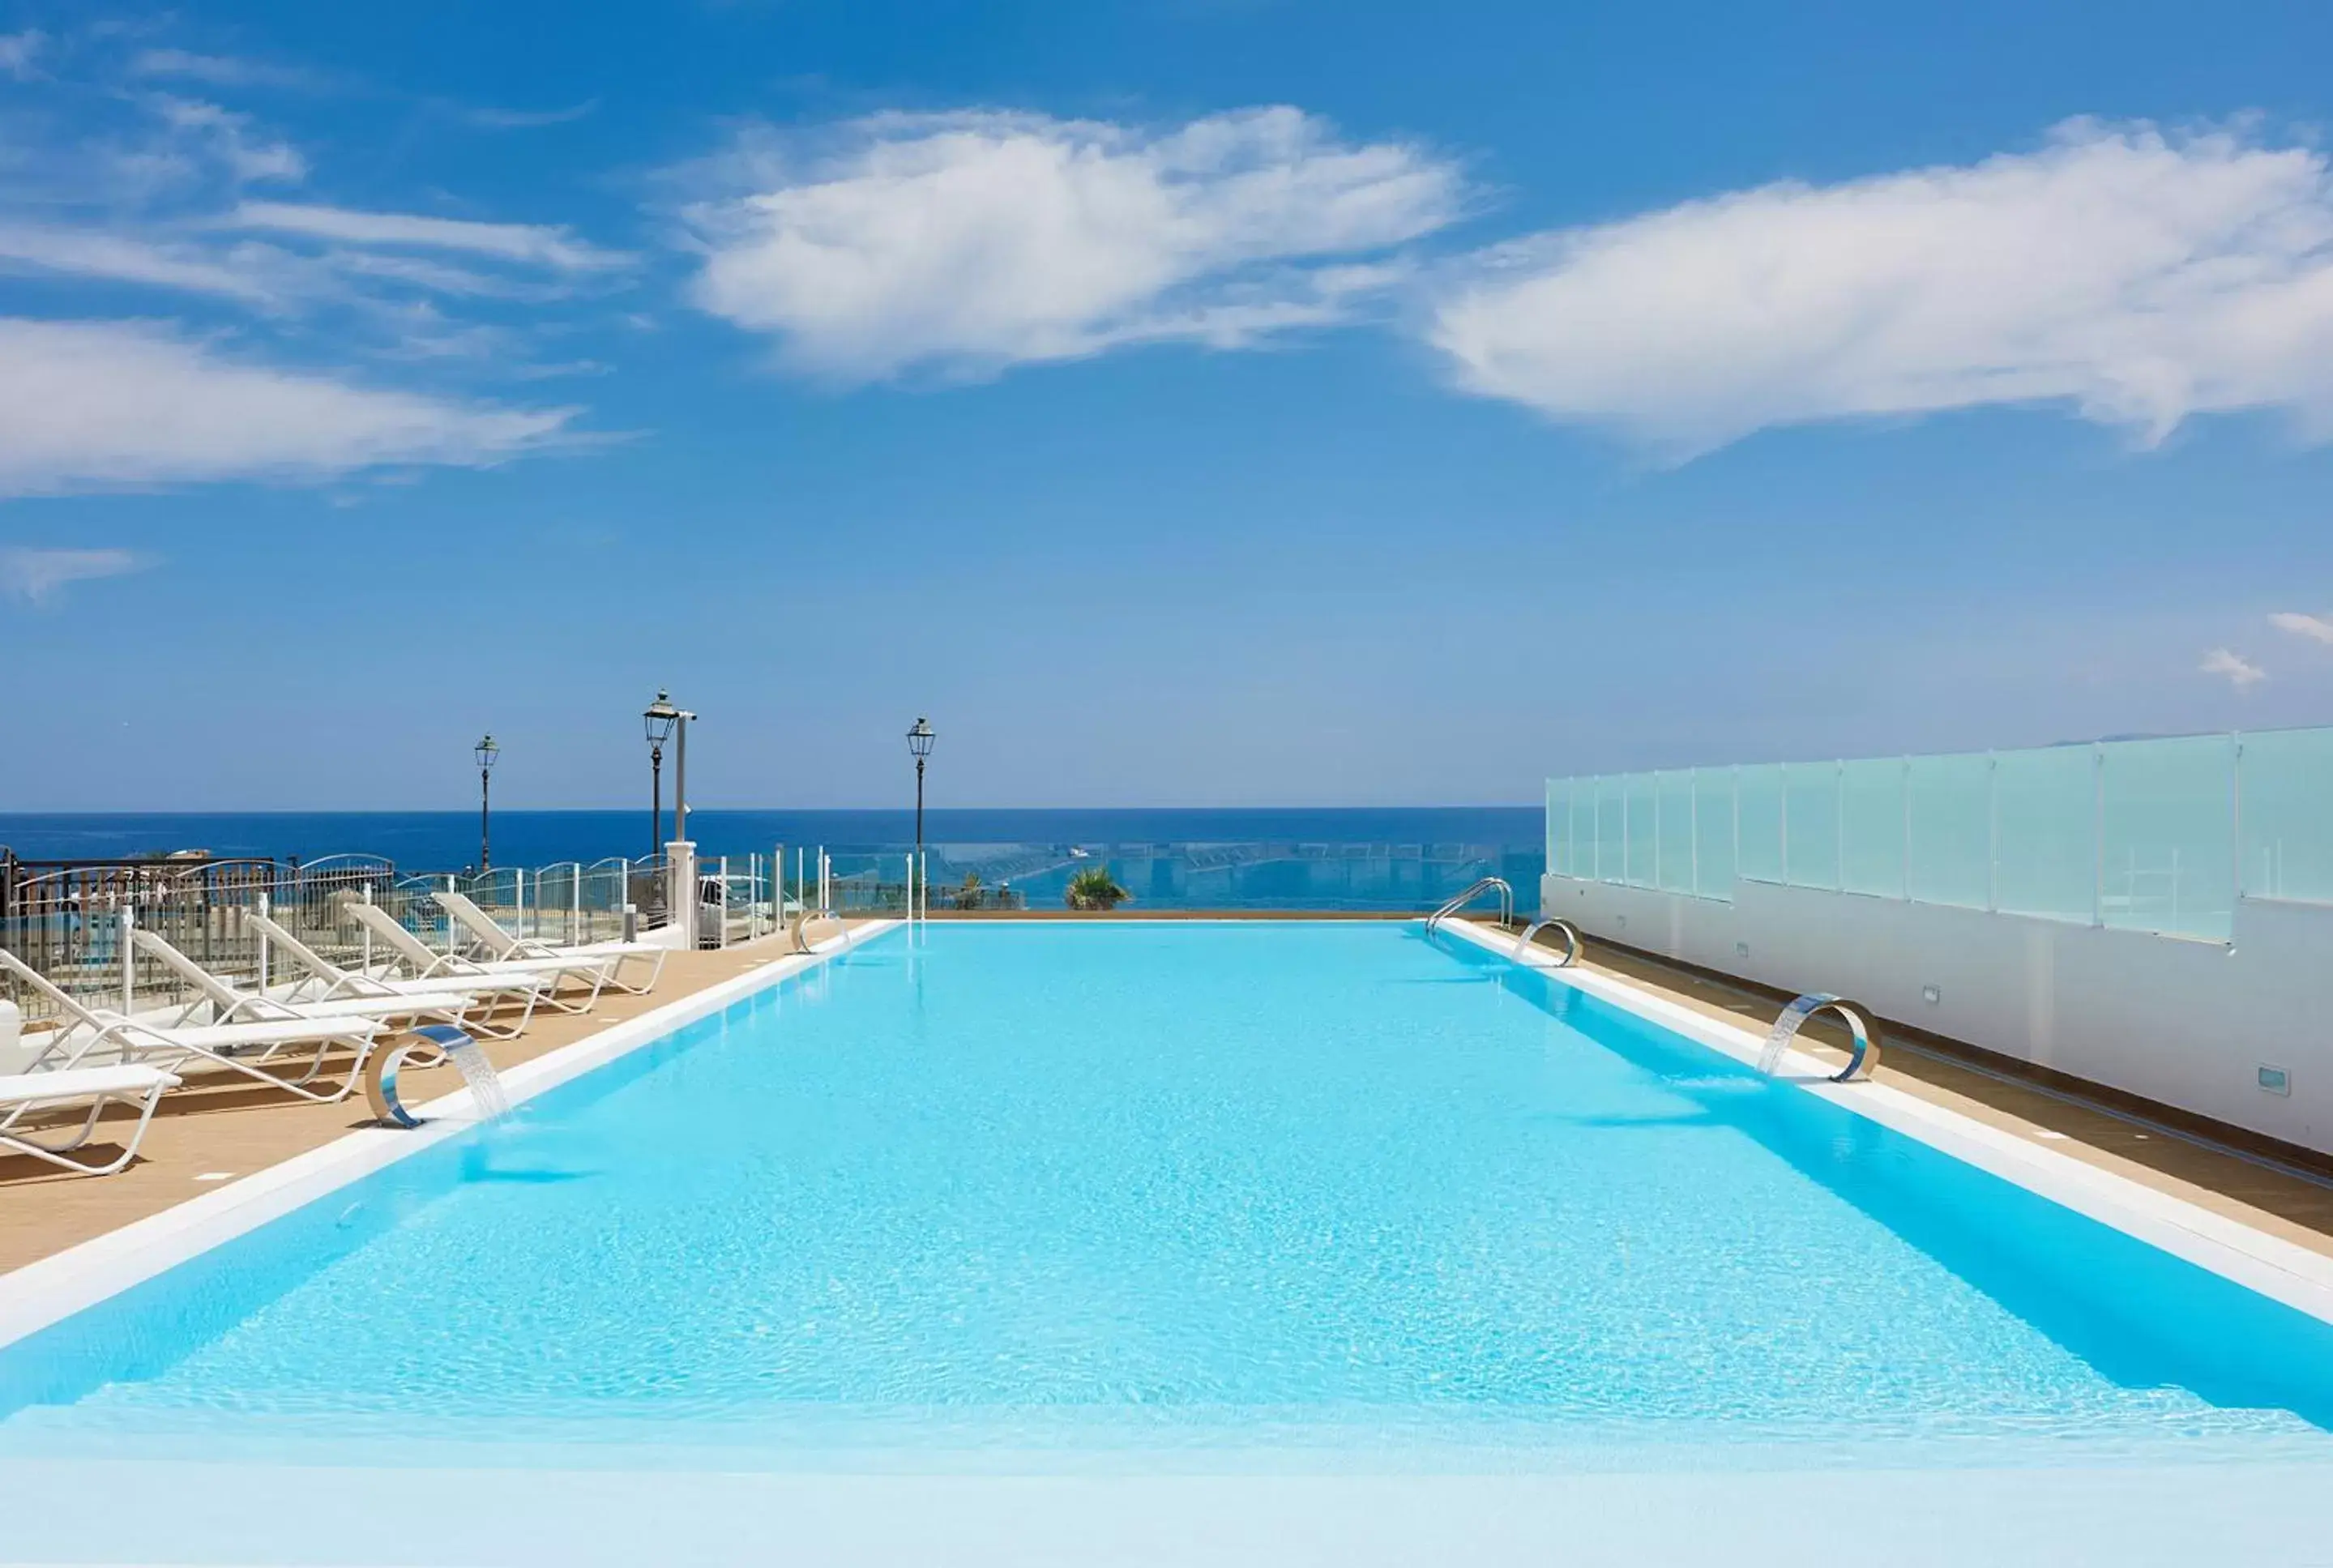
[1439,917,2333,1328]
[0,921,902,1352]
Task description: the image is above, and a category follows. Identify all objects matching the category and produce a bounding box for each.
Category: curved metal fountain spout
[1756,994,1881,1083]
[1510,916,1583,967]
[365,1024,510,1127]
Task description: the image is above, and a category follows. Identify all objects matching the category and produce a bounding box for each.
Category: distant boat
[1068,846,1091,859]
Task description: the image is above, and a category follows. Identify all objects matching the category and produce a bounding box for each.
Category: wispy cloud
[0,546,149,605]
[463,99,600,130]
[2268,610,2333,645]
[1429,121,2333,459]
[0,222,295,303]
[2200,647,2267,689]
[230,201,632,271]
[0,29,41,81]
[0,318,580,498]
[145,96,306,185]
[677,107,1465,381]
[128,48,327,92]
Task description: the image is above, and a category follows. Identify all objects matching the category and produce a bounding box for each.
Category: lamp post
[906,716,934,904]
[474,733,499,873]
[643,690,678,857]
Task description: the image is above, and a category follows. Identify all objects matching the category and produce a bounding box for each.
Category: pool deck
[5,913,2331,1280]
[0,927,868,1274]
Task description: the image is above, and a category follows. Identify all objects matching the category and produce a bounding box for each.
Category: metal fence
[1547,724,2333,944]
[0,852,681,1026]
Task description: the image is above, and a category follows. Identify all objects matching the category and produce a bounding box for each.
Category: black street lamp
[906,716,935,887]
[475,733,499,873]
[643,690,679,857]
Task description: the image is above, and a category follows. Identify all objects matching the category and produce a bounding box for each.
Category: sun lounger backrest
[0,947,112,1032]
[242,912,352,985]
[437,891,522,959]
[128,929,249,1011]
[344,902,446,974]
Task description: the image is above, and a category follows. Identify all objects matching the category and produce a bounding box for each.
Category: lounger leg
[0,1089,165,1177]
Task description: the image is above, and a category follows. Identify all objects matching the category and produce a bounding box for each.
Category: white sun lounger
[241,910,547,1040]
[344,902,609,1013]
[0,1065,182,1176]
[437,891,668,996]
[128,928,484,1037]
[0,949,389,1104]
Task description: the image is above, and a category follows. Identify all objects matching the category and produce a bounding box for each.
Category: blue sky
[5,0,2333,812]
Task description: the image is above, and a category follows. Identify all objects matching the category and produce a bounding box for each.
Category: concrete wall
[1540,872,2332,1156]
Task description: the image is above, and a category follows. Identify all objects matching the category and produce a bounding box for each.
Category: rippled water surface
[5,922,2331,1463]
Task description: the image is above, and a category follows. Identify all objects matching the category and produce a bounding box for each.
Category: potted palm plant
[1064,865,1132,912]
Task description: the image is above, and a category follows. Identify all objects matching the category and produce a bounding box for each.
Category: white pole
[515,866,527,940]
[921,849,929,923]
[361,882,374,972]
[256,891,271,995]
[120,900,135,1017]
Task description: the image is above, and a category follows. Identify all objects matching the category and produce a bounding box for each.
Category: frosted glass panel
[1657,771,1695,893]
[2240,726,2333,903]
[1993,745,2095,924]
[1839,757,1906,897]
[1595,776,1626,884]
[1908,752,1991,909]
[1546,778,1571,877]
[1737,763,1784,882]
[1784,761,1839,891]
[1694,767,1736,899]
[2100,735,2233,940]
[1626,773,1657,888]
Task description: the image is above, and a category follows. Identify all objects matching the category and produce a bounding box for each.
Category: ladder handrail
[1424,875,1512,934]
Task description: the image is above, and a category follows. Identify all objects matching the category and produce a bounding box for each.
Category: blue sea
[0,807,1540,869]
[0,808,1545,913]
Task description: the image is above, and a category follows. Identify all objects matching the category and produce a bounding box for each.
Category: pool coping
[1439,917,2333,1328]
[0,919,902,1353]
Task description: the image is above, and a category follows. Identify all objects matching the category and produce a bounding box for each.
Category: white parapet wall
[1540,872,2332,1157]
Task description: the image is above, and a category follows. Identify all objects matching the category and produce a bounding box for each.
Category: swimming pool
[4,921,2332,1561]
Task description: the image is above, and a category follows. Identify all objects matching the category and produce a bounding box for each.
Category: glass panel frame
[1992,744,2097,925]
[1694,767,1736,900]
[1839,757,1907,899]
[1783,760,1840,891]
[1737,763,1784,883]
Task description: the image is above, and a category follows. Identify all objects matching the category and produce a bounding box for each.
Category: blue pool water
[3,922,2331,1470]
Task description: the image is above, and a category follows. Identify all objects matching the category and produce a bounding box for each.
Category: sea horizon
[0,805,1545,873]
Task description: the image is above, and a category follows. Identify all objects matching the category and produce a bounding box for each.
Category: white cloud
[0,223,287,303]
[0,318,579,497]
[0,30,41,81]
[678,107,1464,380]
[147,96,306,185]
[464,100,600,130]
[0,546,148,604]
[2269,610,2333,645]
[2200,647,2267,689]
[231,202,632,271]
[128,49,325,92]
[1429,122,2333,457]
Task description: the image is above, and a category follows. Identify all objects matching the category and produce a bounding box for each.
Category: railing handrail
[1424,875,1512,934]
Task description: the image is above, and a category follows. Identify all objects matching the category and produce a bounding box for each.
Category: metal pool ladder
[1424,876,1512,935]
